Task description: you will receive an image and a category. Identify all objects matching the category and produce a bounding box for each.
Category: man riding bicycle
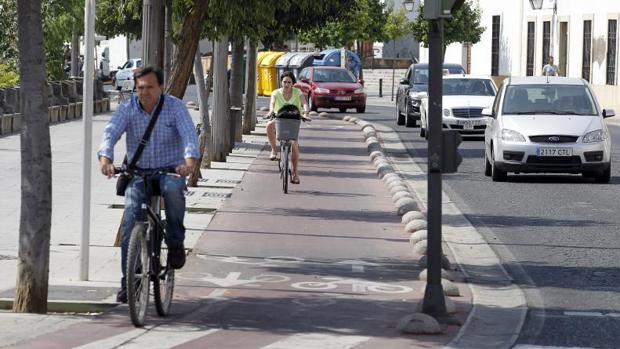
[97,66,199,303]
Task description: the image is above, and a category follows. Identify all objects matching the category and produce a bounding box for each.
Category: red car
[295,66,367,113]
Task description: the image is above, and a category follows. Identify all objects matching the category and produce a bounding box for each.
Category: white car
[484,76,614,183]
[113,58,142,90]
[419,75,497,139]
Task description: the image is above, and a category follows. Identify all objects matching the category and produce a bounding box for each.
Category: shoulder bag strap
[126,95,165,171]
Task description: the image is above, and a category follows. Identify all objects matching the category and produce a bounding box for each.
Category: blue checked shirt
[97,94,200,169]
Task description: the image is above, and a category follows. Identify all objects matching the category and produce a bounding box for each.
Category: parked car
[419,75,497,139]
[113,58,142,90]
[295,66,366,113]
[396,63,465,127]
[484,76,614,183]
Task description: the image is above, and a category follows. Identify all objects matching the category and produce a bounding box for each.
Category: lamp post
[403,0,415,12]
[530,0,558,62]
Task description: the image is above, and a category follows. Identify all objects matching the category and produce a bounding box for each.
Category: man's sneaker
[168,247,186,269]
[116,288,127,303]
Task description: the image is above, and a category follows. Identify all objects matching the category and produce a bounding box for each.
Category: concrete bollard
[409,229,428,245]
[418,254,452,270]
[396,197,418,216]
[12,114,21,132]
[418,268,454,281]
[405,219,427,233]
[392,191,413,203]
[413,239,427,255]
[402,210,425,224]
[397,313,442,334]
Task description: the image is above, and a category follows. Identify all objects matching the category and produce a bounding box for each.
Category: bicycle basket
[275,118,301,140]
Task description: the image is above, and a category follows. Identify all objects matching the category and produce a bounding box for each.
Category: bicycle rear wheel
[282,143,290,194]
[127,222,150,327]
[153,224,175,316]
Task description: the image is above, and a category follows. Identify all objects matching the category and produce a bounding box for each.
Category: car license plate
[334,96,352,101]
[537,147,573,156]
[457,119,481,130]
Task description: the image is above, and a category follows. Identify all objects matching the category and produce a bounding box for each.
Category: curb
[0,298,118,314]
[320,111,527,348]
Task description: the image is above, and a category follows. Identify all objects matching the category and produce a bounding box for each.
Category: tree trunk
[202,53,215,168]
[187,50,213,187]
[14,0,52,314]
[163,0,173,84]
[71,27,79,77]
[229,39,244,145]
[243,39,257,134]
[356,40,364,81]
[211,37,230,161]
[165,0,210,98]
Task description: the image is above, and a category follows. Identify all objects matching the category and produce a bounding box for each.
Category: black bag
[115,157,132,196]
[276,104,302,120]
[116,96,165,196]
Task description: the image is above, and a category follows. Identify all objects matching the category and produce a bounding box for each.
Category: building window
[582,20,592,82]
[542,21,551,65]
[607,19,617,85]
[491,16,500,76]
[527,22,535,76]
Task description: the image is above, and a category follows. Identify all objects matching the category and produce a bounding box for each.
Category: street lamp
[529,0,544,10]
[403,0,415,12]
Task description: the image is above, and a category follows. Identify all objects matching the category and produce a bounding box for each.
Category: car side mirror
[482,108,494,117]
[603,108,615,118]
[358,79,365,86]
[301,78,308,83]
[399,78,409,85]
[117,66,122,69]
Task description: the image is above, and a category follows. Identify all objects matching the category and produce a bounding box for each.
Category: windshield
[502,84,597,115]
[313,69,356,83]
[444,79,496,96]
[412,67,464,84]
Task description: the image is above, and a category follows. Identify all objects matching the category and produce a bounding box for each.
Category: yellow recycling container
[256,51,271,96]
[259,51,284,96]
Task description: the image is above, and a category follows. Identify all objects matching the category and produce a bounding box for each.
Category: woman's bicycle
[272,106,310,194]
[115,167,177,327]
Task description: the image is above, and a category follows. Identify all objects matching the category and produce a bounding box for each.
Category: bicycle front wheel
[153,228,175,316]
[127,222,150,327]
[282,143,290,194]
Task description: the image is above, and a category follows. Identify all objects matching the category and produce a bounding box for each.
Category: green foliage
[0,0,19,72]
[384,8,410,41]
[43,0,84,80]
[0,64,19,87]
[96,0,142,39]
[298,0,388,49]
[410,0,485,48]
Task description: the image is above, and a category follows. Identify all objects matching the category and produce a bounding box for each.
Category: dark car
[395,63,465,127]
[295,66,367,113]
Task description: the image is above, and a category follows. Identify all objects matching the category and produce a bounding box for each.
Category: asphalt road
[353,103,620,348]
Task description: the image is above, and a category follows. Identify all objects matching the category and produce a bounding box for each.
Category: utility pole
[142,0,165,68]
[422,0,463,321]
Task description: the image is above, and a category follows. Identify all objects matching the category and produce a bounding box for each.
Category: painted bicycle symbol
[290,277,412,294]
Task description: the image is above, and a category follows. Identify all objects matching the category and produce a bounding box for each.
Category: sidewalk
[0,100,476,348]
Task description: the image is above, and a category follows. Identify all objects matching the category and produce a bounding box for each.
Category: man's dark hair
[280,71,296,84]
[134,66,164,85]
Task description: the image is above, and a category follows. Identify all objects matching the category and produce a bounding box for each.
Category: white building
[419,0,620,109]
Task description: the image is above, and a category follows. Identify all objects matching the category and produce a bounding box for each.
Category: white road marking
[259,333,369,349]
[352,265,365,273]
[513,345,594,349]
[72,327,219,349]
[207,289,227,299]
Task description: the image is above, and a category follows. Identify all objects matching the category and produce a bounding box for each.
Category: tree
[299,0,387,50]
[13,0,52,314]
[409,0,485,53]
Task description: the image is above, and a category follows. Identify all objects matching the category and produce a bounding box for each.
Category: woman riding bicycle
[266,71,310,184]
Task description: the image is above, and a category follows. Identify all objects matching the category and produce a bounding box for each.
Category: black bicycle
[115,167,177,327]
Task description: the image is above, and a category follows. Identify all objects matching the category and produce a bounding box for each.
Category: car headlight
[354,87,364,94]
[443,108,451,117]
[582,129,606,143]
[315,87,329,93]
[501,129,526,142]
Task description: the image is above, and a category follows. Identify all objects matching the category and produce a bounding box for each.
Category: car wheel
[309,94,318,112]
[491,148,507,182]
[405,104,416,127]
[339,108,347,113]
[356,107,365,113]
[396,105,405,125]
[594,166,611,183]
[419,127,426,138]
[484,149,492,177]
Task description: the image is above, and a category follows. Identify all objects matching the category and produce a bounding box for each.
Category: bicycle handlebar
[113,166,179,176]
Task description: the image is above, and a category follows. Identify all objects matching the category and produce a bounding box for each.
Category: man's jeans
[120,172,186,289]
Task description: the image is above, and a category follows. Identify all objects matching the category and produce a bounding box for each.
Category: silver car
[484,76,614,183]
